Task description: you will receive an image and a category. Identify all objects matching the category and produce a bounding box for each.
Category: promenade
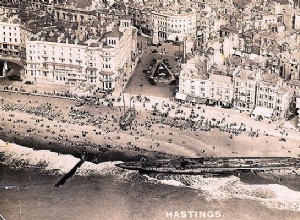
[1,88,300,161]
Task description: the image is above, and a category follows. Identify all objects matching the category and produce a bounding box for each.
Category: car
[143,69,147,73]
[24,81,34,85]
[152,49,158,53]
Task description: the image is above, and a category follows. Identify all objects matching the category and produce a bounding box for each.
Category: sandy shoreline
[1,91,300,164]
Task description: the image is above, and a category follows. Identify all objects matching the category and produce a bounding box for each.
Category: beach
[1,90,300,220]
[1,90,300,163]
[1,88,300,220]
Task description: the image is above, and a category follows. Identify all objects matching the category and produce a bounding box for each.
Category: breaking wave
[0,140,79,174]
[1,139,300,212]
[0,140,141,181]
[144,174,300,212]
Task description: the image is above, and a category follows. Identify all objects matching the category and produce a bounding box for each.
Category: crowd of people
[2,103,61,120]
[1,82,299,159]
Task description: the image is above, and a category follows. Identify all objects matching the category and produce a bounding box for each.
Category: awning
[251,106,273,119]
[196,98,207,104]
[175,92,187,101]
[186,95,196,103]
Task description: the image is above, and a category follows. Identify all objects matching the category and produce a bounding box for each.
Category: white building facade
[253,73,291,120]
[152,8,197,42]
[0,20,22,59]
[233,68,260,112]
[25,19,137,92]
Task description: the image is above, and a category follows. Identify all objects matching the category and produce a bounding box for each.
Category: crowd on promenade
[0,85,275,139]
[2,103,61,120]
[1,83,299,158]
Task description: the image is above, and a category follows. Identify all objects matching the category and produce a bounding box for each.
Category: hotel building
[25,18,137,92]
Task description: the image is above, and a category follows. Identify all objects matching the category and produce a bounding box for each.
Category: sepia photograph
[0,0,300,219]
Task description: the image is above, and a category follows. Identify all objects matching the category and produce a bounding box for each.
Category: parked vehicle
[24,81,34,85]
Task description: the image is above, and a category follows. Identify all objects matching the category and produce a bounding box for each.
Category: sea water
[1,140,300,220]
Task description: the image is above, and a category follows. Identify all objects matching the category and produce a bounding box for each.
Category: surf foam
[1,139,300,212]
[0,139,138,181]
[145,174,300,212]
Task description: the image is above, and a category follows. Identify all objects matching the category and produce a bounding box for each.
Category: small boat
[119,108,137,130]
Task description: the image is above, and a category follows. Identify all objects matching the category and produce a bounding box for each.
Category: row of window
[183,82,288,100]
[153,16,195,23]
[108,39,117,45]
[157,21,195,27]
[235,82,254,88]
[257,102,282,110]
[1,37,18,43]
[2,32,17,36]
[189,85,231,94]
[0,26,17,30]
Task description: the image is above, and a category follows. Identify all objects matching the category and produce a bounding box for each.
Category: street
[125,36,183,98]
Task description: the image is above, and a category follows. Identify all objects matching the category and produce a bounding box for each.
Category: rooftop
[261,73,281,86]
[237,69,256,80]
[209,74,232,84]
[180,63,208,80]
[103,26,123,38]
